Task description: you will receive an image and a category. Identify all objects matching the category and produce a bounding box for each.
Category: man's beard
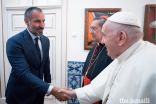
[30,27,44,36]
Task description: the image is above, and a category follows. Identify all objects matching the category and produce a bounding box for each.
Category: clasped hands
[49,87,76,101]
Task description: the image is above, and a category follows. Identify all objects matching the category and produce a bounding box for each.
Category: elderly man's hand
[50,87,72,101]
[58,88,77,98]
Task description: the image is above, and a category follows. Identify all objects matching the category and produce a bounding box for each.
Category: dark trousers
[7,93,44,104]
[33,93,44,104]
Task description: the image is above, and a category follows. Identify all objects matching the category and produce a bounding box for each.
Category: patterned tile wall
[67,61,85,104]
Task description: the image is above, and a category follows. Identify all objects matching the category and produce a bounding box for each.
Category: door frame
[0,0,6,102]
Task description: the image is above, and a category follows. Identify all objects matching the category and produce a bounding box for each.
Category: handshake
[49,87,77,101]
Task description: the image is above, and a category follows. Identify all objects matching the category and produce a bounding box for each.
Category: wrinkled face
[102,21,119,59]
[25,10,45,36]
[89,20,103,43]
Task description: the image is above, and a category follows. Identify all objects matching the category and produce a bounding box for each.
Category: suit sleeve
[6,37,50,96]
[75,85,101,104]
[43,39,51,83]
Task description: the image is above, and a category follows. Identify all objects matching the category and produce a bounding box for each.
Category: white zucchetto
[108,11,141,27]
[149,21,156,28]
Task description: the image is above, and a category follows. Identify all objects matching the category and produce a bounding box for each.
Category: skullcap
[108,11,141,27]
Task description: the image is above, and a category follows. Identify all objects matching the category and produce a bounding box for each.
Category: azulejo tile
[73,98,79,103]
[67,98,80,104]
[68,75,81,89]
[68,62,84,76]
[67,99,73,104]
[68,68,76,75]
[74,62,82,68]
[74,68,82,75]
[81,62,85,68]
[67,61,84,104]
[68,61,75,69]
[68,98,80,104]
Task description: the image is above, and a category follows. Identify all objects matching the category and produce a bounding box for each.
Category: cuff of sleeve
[46,85,53,94]
[75,85,100,104]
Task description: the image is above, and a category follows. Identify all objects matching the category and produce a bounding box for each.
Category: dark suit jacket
[6,29,51,104]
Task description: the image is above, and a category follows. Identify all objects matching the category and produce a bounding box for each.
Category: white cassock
[75,39,156,104]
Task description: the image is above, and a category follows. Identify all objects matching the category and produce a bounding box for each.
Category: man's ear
[24,18,29,26]
[118,31,127,46]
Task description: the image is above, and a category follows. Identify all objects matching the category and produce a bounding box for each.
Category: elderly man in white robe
[59,11,156,104]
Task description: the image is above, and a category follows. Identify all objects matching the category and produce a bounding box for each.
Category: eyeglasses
[89,27,97,32]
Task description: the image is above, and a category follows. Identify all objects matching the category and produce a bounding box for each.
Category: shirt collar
[117,39,142,62]
[27,28,40,40]
[97,43,105,46]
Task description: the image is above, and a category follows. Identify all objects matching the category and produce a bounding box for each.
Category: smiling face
[25,10,45,36]
[89,20,103,43]
[102,21,120,59]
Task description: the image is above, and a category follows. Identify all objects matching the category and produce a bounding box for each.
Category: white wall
[67,0,155,62]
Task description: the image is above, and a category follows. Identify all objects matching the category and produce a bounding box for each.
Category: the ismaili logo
[119,98,150,103]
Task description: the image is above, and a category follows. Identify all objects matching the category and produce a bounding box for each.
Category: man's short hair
[24,7,42,21]
[107,21,143,40]
[93,17,107,28]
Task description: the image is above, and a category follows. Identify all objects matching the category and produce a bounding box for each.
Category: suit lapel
[23,29,41,66]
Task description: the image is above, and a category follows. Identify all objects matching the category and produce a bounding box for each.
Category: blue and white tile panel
[67,61,85,104]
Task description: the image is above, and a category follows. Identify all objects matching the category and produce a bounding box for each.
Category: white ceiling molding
[5,5,61,10]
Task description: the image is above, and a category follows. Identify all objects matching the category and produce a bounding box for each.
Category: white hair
[106,21,143,40]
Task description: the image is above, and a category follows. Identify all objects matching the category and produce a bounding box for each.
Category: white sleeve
[75,85,101,104]
[46,84,53,94]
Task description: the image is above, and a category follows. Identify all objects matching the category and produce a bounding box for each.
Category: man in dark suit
[5,7,71,104]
